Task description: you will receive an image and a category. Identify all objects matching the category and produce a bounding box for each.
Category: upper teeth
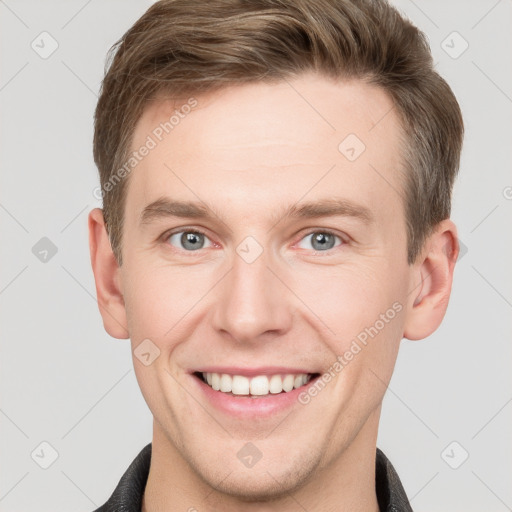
[202,372,311,396]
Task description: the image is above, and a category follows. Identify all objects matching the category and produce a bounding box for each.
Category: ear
[88,208,129,339]
[403,219,459,341]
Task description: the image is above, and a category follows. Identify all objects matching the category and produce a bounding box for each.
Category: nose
[211,242,293,344]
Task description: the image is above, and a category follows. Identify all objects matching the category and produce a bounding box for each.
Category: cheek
[291,260,407,383]
[121,261,211,341]
[291,261,399,331]
[121,264,167,341]
[309,263,406,403]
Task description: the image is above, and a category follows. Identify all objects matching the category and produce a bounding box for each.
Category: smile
[195,371,319,397]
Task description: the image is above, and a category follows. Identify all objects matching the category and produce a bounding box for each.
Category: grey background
[0,0,511,510]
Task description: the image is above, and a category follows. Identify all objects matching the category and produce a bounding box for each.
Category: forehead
[126,73,405,224]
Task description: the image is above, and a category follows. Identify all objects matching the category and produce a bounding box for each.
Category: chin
[207,468,310,503]
[190,447,322,503]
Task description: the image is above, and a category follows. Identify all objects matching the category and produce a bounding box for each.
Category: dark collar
[93,443,413,512]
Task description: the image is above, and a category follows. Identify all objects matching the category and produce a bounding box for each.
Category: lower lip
[191,373,320,419]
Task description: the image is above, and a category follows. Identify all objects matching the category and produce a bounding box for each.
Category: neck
[142,410,381,512]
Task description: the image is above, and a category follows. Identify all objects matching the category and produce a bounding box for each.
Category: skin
[89,72,459,512]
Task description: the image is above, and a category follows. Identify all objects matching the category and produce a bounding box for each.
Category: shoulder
[375,447,414,512]
[92,443,152,512]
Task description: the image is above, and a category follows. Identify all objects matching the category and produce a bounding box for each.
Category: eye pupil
[311,232,335,251]
[182,232,203,250]
[169,230,340,253]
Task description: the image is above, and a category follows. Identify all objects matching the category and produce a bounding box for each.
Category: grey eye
[297,232,341,251]
[168,231,212,251]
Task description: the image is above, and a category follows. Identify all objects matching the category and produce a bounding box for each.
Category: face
[100,73,426,498]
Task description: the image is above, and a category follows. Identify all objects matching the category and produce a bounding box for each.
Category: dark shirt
[93,443,413,511]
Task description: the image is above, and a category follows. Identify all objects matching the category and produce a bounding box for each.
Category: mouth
[193,371,321,398]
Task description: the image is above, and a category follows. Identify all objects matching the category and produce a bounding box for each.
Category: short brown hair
[93,0,464,265]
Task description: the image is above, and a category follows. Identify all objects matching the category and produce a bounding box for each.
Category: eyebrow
[139,197,374,227]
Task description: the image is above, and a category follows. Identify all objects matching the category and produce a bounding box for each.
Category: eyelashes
[160,227,346,255]
[296,230,344,252]
[166,229,213,252]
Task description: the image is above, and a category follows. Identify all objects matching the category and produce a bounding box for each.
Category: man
[88,0,463,510]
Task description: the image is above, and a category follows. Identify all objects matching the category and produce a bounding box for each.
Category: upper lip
[191,366,319,377]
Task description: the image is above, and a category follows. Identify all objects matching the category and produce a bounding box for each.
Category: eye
[166,230,213,251]
[297,230,343,252]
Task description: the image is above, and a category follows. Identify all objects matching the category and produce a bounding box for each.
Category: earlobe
[403,219,459,341]
[88,208,129,339]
